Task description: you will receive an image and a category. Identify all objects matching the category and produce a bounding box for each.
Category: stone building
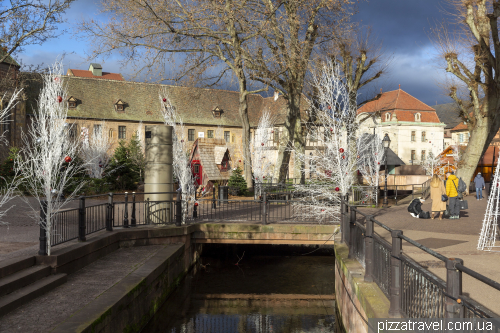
[357,87,446,165]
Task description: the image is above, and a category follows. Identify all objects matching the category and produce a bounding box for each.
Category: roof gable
[358,88,435,114]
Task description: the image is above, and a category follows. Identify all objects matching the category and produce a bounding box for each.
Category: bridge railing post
[106,193,113,231]
[262,192,267,225]
[348,204,356,259]
[364,215,374,282]
[131,192,136,227]
[389,230,403,318]
[175,190,182,226]
[446,258,464,318]
[78,196,86,242]
[38,200,47,256]
[341,194,349,245]
[123,192,129,228]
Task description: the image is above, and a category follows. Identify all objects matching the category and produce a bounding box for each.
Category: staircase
[0,257,67,317]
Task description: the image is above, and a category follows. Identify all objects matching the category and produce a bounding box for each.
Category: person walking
[474,172,486,200]
[446,172,460,219]
[430,174,446,220]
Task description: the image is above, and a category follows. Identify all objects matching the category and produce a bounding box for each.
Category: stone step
[0,265,51,298]
[0,256,36,279]
[0,273,67,317]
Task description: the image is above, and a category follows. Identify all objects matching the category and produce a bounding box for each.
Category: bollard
[193,202,198,218]
[38,200,48,256]
[389,230,403,318]
[212,185,216,209]
[262,192,267,225]
[364,216,374,282]
[446,258,464,318]
[131,192,136,227]
[341,195,350,245]
[348,205,356,259]
[106,193,113,231]
[175,190,182,226]
[123,192,129,228]
[145,198,150,225]
[78,196,86,242]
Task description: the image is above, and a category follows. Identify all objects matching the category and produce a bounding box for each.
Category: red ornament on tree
[339,148,344,153]
[194,202,199,206]
[335,187,340,192]
[321,209,325,212]
[261,143,264,146]
[330,128,333,132]
[181,140,184,143]
[239,160,241,162]
[342,156,345,159]
[378,162,380,165]
[57,96,62,103]
[263,176,266,179]
[64,156,72,163]
[328,105,331,109]
[162,98,167,102]
[271,130,274,133]
[54,77,59,82]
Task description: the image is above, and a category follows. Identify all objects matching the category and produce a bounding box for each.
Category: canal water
[142,244,338,333]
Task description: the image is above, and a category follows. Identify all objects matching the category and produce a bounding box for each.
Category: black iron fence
[340,195,500,320]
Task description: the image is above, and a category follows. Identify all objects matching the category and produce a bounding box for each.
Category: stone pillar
[144,125,173,202]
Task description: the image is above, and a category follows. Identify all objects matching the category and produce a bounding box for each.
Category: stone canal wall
[334,243,389,333]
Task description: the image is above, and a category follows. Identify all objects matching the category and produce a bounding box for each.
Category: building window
[385,113,391,121]
[224,131,230,143]
[415,113,421,122]
[309,127,317,142]
[421,150,426,161]
[465,133,470,142]
[231,134,235,143]
[459,133,464,143]
[411,150,416,161]
[207,130,214,138]
[68,124,77,139]
[274,129,280,143]
[118,126,126,139]
[93,124,102,137]
[194,165,199,173]
[422,131,426,142]
[109,129,114,138]
[188,129,195,141]
[411,131,416,142]
[69,101,76,108]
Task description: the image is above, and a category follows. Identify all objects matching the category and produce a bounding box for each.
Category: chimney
[89,63,102,76]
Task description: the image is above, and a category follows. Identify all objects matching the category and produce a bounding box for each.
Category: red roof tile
[358,89,435,113]
[67,69,124,81]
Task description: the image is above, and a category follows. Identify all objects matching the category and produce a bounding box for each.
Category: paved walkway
[0,244,165,333]
[357,190,500,316]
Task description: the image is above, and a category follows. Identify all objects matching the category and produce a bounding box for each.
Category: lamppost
[382,133,391,207]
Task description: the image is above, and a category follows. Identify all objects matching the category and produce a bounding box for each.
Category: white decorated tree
[79,121,113,179]
[159,90,195,224]
[356,133,385,204]
[249,109,276,197]
[17,61,89,254]
[292,60,359,223]
[421,151,443,176]
[478,152,500,251]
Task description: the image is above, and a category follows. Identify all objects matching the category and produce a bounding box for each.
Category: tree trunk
[276,92,302,183]
[293,118,305,184]
[456,116,489,194]
[237,85,253,189]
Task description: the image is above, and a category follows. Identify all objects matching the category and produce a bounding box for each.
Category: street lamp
[382,133,391,208]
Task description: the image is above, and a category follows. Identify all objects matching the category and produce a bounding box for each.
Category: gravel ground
[0,244,165,333]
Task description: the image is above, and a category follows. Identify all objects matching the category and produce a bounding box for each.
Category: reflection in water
[142,246,337,333]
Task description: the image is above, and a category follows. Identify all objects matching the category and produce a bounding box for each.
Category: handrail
[455,263,500,292]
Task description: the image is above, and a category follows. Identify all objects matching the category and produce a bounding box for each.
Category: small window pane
[411,150,416,160]
[207,130,214,138]
[411,131,416,142]
[421,131,426,142]
[188,129,195,141]
[224,131,230,143]
[421,150,426,161]
[118,126,126,139]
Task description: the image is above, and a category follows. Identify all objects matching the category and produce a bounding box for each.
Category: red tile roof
[358,88,441,123]
[67,69,124,81]
[451,122,468,131]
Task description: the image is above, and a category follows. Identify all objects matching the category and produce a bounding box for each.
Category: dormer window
[115,99,125,112]
[415,113,421,122]
[68,96,77,109]
[385,113,391,121]
[212,106,223,118]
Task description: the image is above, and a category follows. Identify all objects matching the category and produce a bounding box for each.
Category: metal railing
[340,195,500,319]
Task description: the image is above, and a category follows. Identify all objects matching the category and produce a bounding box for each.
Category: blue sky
[16,0,454,106]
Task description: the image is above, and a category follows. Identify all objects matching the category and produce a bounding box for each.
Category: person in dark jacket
[474,172,486,200]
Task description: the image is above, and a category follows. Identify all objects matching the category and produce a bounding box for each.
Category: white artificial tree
[79,121,113,179]
[356,133,385,204]
[0,89,26,225]
[159,90,195,224]
[420,151,443,177]
[293,60,359,223]
[249,109,276,197]
[17,61,90,254]
[478,152,500,251]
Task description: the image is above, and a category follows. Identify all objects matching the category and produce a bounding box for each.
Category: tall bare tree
[77,0,271,188]
[434,0,500,192]
[242,0,353,183]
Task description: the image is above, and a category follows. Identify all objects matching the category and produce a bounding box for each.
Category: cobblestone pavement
[357,189,500,315]
[0,245,165,333]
